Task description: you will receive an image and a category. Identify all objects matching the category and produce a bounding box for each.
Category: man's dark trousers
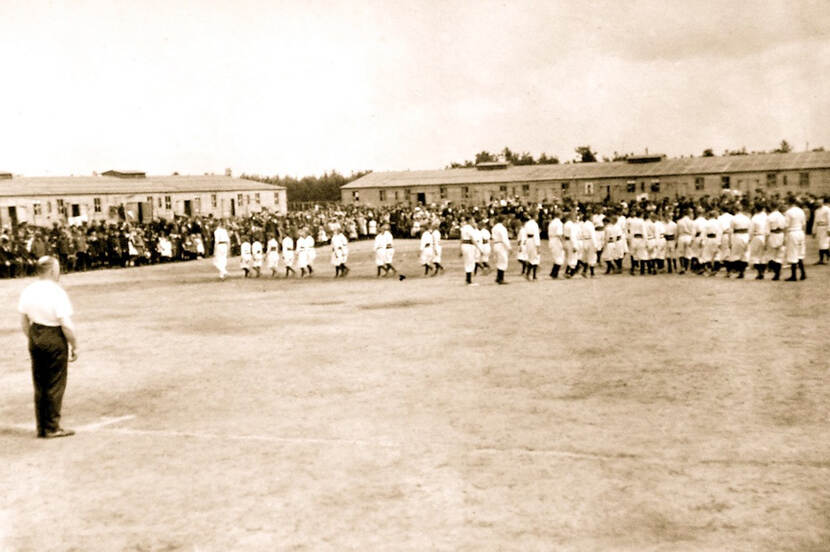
[28,323,68,436]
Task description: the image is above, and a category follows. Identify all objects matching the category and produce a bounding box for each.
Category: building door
[71,204,81,217]
[184,200,192,216]
[605,185,611,201]
[417,192,426,205]
[230,199,236,217]
[8,206,18,228]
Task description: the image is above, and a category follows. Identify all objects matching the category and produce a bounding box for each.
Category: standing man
[419,224,435,276]
[213,220,230,280]
[676,208,694,274]
[766,201,786,281]
[749,200,768,279]
[18,256,78,438]
[491,214,511,284]
[729,200,752,279]
[460,215,481,285]
[431,221,445,275]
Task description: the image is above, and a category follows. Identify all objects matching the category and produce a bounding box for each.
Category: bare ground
[0,239,828,551]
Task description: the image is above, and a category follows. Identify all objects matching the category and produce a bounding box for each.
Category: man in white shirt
[431,222,444,275]
[491,215,511,284]
[282,231,297,278]
[331,226,349,277]
[460,215,482,285]
[729,200,752,279]
[676,208,694,274]
[213,221,230,280]
[251,236,264,278]
[239,237,252,278]
[784,196,807,281]
[380,224,397,277]
[18,256,78,438]
[627,209,646,275]
[814,196,829,264]
[419,226,435,276]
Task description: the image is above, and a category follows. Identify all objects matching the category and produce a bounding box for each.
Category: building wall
[341,168,830,207]
[0,188,287,229]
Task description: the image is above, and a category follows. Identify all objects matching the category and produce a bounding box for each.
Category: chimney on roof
[0,172,12,180]
[225,167,232,177]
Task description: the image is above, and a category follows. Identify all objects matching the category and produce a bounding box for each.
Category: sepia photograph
[1,1,828,550]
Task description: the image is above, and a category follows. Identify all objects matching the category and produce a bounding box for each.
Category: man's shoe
[42,428,75,439]
[785,276,797,282]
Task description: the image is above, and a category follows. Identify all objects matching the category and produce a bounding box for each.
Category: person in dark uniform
[18,256,78,438]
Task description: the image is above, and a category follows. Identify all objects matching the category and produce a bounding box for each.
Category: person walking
[18,256,78,438]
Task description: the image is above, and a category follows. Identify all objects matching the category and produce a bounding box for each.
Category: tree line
[240,170,371,202]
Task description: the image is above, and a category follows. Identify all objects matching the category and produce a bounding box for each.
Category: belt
[665,236,675,241]
[482,240,489,244]
[526,234,534,237]
[461,239,473,244]
[385,244,393,248]
[615,237,622,241]
[695,232,701,237]
[769,229,783,233]
[564,237,570,241]
[733,228,748,234]
[216,241,229,245]
[595,226,604,230]
[633,233,643,238]
[285,248,293,251]
[706,234,716,238]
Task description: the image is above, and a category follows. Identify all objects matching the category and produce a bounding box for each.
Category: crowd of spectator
[1,191,825,278]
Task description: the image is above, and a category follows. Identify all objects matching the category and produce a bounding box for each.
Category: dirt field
[1,238,828,551]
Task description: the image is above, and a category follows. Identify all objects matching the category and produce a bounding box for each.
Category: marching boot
[630,260,636,275]
[737,262,745,279]
[424,264,431,276]
[615,259,623,273]
[605,261,613,274]
[754,264,764,279]
[785,264,798,281]
[300,268,306,278]
[387,264,397,275]
[553,264,561,279]
[496,269,505,283]
[640,260,645,275]
[335,265,341,278]
[377,266,383,278]
[550,265,556,278]
[520,261,527,275]
[532,265,538,280]
[589,265,595,277]
[465,271,472,284]
[770,261,780,281]
[798,259,807,280]
[474,263,480,275]
[667,259,673,273]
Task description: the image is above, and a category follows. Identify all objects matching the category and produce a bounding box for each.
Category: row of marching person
[459,195,826,285]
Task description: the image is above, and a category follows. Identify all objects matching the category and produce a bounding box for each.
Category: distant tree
[514,152,535,165]
[537,152,559,165]
[702,148,715,157]
[773,140,792,153]
[575,146,597,163]
[501,147,515,164]
[812,146,825,152]
[725,146,748,156]
[611,151,630,162]
[475,150,497,164]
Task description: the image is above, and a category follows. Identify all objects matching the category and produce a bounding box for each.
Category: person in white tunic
[331,227,350,277]
[296,228,313,278]
[516,224,528,276]
[579,214,597,277]
[601,214,620,274]
[784,196,807,281]
[702,210,722,275]
[716,208,733,275]
[814,196,830,264]
[251,237,264,278]
[460,216,482,285]
[766,202,786,280]
[523,214,541,280]
[749,201,768,279]
[692,208,708,273]
[282,233,297,278]
[676,208,694,274]
[305,230,316,276]
[729,200,752,279]
[627,210,647,275]
[563,210,581,277]
[547,209,565,279]
[471,221,484,275]
[663,211,678,274]
[239,238,253,278]
[213,222,230,279]
[491,215,511,284]
[266,234,280,278]
[381,224,397,277]
[374,228,387,277]
[431,222,444,275]
[479,223,492,273]
[643,210,657,275]
[420,227,435,276]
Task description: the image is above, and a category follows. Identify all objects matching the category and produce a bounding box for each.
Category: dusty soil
[1,239,828,551]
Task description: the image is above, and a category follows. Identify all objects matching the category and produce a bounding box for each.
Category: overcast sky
[2,0,828,177]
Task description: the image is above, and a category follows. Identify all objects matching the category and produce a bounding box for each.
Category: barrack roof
[0,174,285,197]
[341,151,830,190]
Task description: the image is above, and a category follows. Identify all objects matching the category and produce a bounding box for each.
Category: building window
[56,199,65,215]
[158,197,162,208]
[404,189,411,201]
[351,191,358,202]
[46,201,52,214]
[165,195,172,209]
[254,193,260,204]
[246,194,250,205]
[766,173,777,188]
[237,193,243,205]
[440,186,447,199]
[94,198,102,213]
[561,182,569,192]
[640,182,645,192]
[394,191,399,201]
[498,185,507,195]
[33,203,42,216]
[782,175,788,186]
[694,177,705,191]
[584,182,594,195]
[379,190,386,201]
[211,194,217,208]
[721,176,731,189]
[146,196,153,204]
[194,197,201,212]
[626,181,636,193]
[462,186,470,200]
[799,172,810,188]
[274,192,281,205]
[650,181,661,193]
[522,184,530,196]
